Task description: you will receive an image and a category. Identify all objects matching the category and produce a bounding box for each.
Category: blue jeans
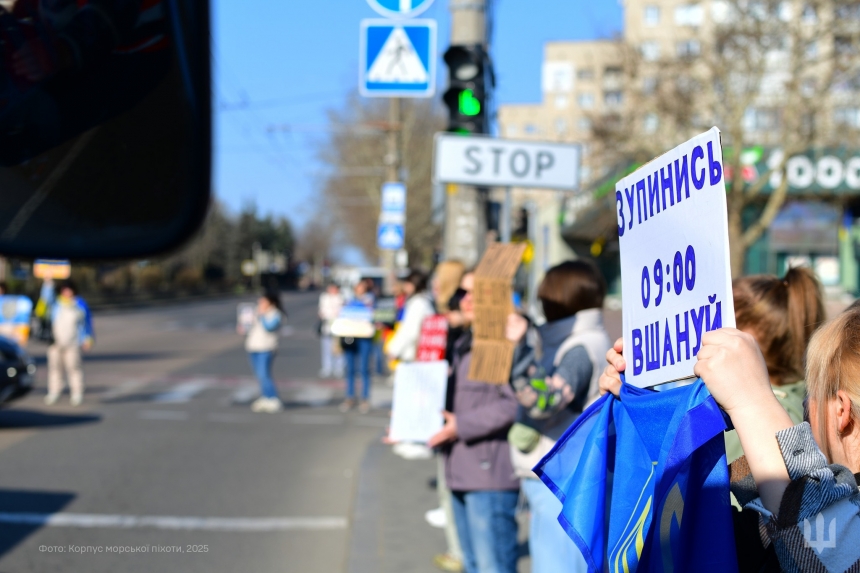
[451,490,519,573]
[343,337,372,400]
[248,351,278,399]
[521,478,587,573]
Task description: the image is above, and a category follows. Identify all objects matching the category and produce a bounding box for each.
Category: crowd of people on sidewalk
[367,256,860,573]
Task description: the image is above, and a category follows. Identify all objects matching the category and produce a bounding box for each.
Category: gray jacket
[444,351,520,492]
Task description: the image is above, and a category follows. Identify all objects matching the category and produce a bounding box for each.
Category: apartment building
[498,0,860,293]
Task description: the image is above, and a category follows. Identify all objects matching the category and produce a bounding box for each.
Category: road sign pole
[442,0,487,267]
[501,187,512,243]
[380,97,401,294]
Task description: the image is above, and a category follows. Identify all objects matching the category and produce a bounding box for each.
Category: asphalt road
[0,292,394,573]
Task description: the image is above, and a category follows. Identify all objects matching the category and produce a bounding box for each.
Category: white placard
[389,361,448,443]
[617,127,735,388]
[434,134,580,191]
[237,303,255,335]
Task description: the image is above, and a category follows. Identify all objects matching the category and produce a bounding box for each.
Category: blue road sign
[377,223,405,250]
[366,0,435,19]
[360,19,436,98]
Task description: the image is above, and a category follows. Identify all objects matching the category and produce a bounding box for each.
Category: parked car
[0,336,35,405]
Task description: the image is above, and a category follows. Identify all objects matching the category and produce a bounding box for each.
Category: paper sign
[236,303,255,335]
[416,315,448,362]
[389,361,449,443]
[33,259,71,280]
[617,127,735,388]
[0,295,33,346]
[468,243,526,384]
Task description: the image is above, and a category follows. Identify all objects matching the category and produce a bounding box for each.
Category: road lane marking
[228,384,259,405]
[151,380,211,403]
[138,410,189,421]
[0,512,347,531]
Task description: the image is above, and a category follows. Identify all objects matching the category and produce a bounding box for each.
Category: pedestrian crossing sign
[377,223,405,250]
[360,19,436,98]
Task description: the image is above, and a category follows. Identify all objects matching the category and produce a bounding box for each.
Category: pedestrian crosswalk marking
[151,380,211,403]
[0,512,347,531]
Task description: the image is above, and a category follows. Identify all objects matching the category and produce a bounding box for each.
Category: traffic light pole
[442,0,488,268]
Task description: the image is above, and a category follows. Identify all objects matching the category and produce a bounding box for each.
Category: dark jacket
[444,348,520,492]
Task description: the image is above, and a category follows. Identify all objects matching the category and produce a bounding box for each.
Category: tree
[316,93,444,268]
[591,0,860,277]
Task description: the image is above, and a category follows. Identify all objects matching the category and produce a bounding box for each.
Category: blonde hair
[805,304,860,460]
[433,260,466,314]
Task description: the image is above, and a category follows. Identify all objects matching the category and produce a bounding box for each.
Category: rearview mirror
[0,0,211,259]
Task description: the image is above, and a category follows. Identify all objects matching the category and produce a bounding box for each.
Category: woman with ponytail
[724,267,825,462]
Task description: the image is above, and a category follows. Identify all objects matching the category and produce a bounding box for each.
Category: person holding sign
[428,271,529,573]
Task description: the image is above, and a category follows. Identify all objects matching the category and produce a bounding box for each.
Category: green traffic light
[459,89,481,116]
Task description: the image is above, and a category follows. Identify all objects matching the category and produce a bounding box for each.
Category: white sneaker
[258,397,283,413]
[44,393,59,405]
[70,394,83,407]
[250,397,268,412]
[266,398,284,413]
[424,507,447,529]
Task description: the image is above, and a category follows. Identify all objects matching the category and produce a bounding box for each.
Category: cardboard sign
[416,315,448,362]
[33,259,71,280]
[617,127,735,388]
[0,295,33,346]
[389,361,448,443]
[468,243,526,384]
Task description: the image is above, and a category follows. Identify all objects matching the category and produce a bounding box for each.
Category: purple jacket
[444,351,520,492]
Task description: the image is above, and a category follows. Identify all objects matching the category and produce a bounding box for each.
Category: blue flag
[534,378,738,573]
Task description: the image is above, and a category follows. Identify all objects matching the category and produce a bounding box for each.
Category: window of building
[604,90,623,108]
[711,0,730,23]
[835,3,860,20]
[642,76,658,95]
[640,41,661,61]
[506,125,519,137]
[524,124,538,134]
[555,95,569,110]
[643,113,659,133]
[676,40,701,58]
[577,118,592,132]
[834,107,860,127]
[577,68,595,81]
[577,92,595,109]
[835,36,856,57]
[675,4,703,26]
[743,107,780,131]
[555,118,568,135]
[644,5,661,26]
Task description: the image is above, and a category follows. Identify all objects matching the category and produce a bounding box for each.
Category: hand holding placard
[616,128,735,388]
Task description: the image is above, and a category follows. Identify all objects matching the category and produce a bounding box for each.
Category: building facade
[497,0,860,294]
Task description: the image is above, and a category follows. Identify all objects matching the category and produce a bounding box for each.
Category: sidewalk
[348,376,531,573]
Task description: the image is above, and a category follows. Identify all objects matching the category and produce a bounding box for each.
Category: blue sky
[213,0,623,229]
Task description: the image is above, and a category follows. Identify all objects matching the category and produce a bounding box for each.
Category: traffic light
[443,45,486,134]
